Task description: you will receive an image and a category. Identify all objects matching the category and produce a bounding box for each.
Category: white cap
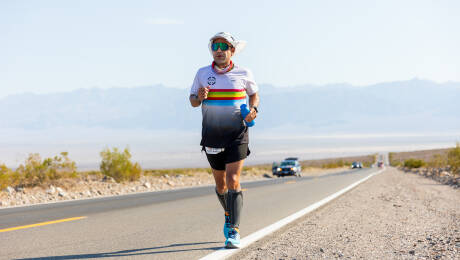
[208,32,247,56]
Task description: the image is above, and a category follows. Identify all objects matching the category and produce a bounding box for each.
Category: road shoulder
[230,168,460,259]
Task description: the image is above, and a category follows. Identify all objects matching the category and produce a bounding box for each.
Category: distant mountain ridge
[1,79,459,133]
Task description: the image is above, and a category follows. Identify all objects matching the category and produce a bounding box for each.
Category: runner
[189,32,259,248]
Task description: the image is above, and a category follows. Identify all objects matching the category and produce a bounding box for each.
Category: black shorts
[204,143,251,171]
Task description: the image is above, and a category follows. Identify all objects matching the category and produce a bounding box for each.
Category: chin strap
[212,60,234,74]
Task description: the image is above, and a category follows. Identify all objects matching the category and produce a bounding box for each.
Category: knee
[215,182,227,193]
[227,174,239,188]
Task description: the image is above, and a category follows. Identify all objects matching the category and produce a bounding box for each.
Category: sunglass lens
[220,43,229,51]
[212,42,230,51]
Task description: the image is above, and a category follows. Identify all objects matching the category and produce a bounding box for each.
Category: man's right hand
[198,86,210,101]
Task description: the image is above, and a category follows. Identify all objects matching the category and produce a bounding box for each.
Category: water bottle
[240,104,255,127]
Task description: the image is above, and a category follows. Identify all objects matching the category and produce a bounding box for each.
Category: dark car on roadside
[351,161,363,169]
[273,158,302,177]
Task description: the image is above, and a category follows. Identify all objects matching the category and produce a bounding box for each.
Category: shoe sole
[225,241,239,249]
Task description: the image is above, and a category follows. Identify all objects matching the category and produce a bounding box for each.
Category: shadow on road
[14,241,222,259]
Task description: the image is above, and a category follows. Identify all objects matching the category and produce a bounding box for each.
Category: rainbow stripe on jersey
[203,88,247,106]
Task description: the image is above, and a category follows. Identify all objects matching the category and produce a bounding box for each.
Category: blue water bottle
[240,104,255,127]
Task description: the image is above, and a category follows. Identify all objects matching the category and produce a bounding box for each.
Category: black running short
[204,143,251,171]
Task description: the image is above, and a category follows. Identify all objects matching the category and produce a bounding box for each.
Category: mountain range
[1,79,459,133]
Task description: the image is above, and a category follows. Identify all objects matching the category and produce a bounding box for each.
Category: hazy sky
[1,0,459,97]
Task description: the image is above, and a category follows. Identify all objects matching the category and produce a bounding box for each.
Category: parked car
[351,161,363,169]
[377,161,384,168]
[273,158,302,177]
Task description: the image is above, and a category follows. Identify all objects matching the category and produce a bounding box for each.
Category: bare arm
[189,87,210,107]
[248,92,259,109]
[245,92,259,122]
[189,94,201,107]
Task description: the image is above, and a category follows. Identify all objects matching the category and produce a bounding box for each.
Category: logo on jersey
[207,76,216,85]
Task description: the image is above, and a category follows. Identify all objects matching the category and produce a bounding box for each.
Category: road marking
[284,181,296,184]
[200,168,385,260]
[241,188,248,191]
[0,216,87,233]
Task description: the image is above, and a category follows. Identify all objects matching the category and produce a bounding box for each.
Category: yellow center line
[285,181,296,184]
[241,188,248,191]
[0,216,87,233]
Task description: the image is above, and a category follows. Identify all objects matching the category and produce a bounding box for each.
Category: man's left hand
[245,108,257,122]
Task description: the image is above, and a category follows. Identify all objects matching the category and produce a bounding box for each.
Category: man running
[189,32,259,248]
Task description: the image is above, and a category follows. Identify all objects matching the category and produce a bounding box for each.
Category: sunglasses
[211,42,232,51]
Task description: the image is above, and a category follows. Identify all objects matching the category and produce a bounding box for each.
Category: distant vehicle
[351,161,363,169]
[273,158,302,177]
[377,161,384,168]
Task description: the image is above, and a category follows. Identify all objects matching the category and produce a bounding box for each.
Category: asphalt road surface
[0,168,379,260]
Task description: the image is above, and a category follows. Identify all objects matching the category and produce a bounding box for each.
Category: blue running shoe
[225,227,240,249]
[223,212,231,239]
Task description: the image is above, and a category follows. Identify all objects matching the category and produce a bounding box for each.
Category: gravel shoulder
[230,167,460,259]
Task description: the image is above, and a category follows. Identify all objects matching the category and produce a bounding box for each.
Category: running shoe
[225,227,240,249]
[223,212,231,239]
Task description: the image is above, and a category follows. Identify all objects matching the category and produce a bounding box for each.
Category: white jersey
[190,64,258,148]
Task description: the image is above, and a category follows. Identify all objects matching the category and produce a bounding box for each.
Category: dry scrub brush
[0,152,77,189]
[99,147,141,182]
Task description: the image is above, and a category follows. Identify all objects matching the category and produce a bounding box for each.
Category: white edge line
[200,168,385,260]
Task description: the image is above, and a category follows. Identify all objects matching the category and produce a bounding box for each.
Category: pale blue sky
[1,0,459,97]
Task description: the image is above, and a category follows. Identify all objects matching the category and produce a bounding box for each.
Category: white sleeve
[190,70,202,95]
[244,69,259,95]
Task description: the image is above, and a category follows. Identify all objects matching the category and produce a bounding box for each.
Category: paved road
[0,168,378,259]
